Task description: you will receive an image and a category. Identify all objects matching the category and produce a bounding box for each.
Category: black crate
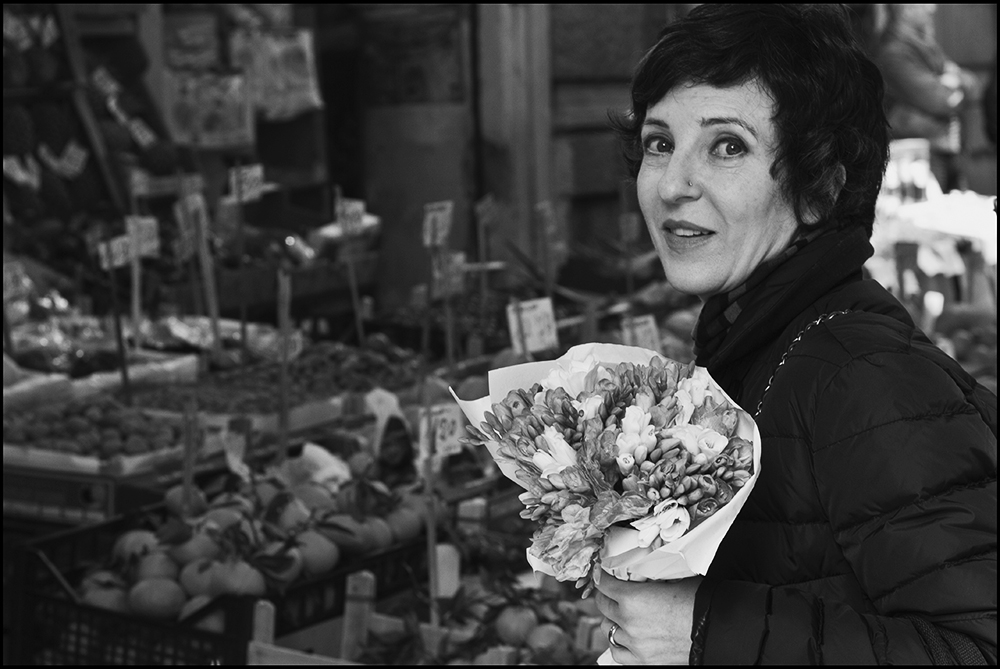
[8,505,429,665]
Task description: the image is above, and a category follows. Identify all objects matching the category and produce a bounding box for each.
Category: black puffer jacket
[690,226,997,664]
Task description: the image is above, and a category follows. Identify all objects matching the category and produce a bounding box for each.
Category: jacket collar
[694,225,875,372]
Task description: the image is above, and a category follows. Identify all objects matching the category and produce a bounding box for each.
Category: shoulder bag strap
[754,310,853,419]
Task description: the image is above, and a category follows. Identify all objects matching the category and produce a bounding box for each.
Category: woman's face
[636,80,801,300]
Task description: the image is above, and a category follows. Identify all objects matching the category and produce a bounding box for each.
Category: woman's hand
[593,570,703,665]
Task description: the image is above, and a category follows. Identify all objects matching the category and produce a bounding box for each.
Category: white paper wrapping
[451,342,761,579]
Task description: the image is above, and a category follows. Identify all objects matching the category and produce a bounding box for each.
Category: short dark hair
[611,4,890,237]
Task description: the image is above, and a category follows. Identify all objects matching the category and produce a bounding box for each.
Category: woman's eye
[712,138,746,157]
[642,136,672,155]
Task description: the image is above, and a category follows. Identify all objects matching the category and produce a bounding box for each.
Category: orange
[295,530,341,577]
[128,578,187,620]
[179,558,218,598]
[494,605,539,646]
[134,551,180,582]
[384,506,424,544]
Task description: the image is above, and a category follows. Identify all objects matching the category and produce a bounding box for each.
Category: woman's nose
[656,154,700,204]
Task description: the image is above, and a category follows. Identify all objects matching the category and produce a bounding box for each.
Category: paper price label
[3,261,30,303]
[536,201,558,240]
[507,297,559,354]
[126,216,161,258]
[99,235,133,270]
[432,250,466,300]
[229,164,265,202]
[2,155,40,189]
[422,200,454,248]
[129,168,151,197]
[173,199,197,261]
[619,212,643,245]
[3,10,32,51]
[91,67,122,100]
[336,197,366,236]
[60,140,89,178]
[419,403,467,458]
[621,314,662,354]
[128,118,158,149]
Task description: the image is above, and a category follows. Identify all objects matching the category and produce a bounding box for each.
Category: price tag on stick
[507,297,559,355]
[191,194,222,354]
[276,268,292,464]
[422,201,454,248]
[621,314,662,354]
[229,163,265,203]
[419,403,466,459]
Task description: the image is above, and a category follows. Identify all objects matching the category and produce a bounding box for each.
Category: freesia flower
[675,369,723,425]
[631,499,691,548]
[532,425,578,480]
[616,406,657,456]
[616,452,635,474]
[667,423,729,459]
[538,353,609,399]
[574,395,605,420]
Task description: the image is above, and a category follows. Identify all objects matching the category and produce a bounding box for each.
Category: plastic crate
[8,505,429,665]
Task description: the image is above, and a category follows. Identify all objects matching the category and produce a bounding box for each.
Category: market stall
[3,3,996,666]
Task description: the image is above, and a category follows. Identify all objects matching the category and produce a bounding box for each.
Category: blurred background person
[871,3,983,192]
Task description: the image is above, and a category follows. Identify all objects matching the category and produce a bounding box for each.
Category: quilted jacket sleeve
[692,332,997,665]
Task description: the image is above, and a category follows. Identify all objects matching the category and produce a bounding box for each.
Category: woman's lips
[661,220,715,245]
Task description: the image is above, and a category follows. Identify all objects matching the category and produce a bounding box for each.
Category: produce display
[74,458,431,628]
[355,562,605,665]
[3,393,180,458]
[122,337,423,416]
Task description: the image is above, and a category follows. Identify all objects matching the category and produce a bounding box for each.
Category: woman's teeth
[672,229,711,237]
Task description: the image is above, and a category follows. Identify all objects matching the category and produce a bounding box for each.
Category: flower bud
[634,444,649,465]
[616,453,635,475]
[648,447,663,463]
[660,485,672,499]
[519,492,539,506]
[548,472,567,489]
[646,488,661,501]
[696,475,717,498]
[687,488,704,503]
[622,474,639,493]
[639,460,655,474]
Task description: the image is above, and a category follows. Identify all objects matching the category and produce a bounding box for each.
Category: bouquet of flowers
[452,343,760,596]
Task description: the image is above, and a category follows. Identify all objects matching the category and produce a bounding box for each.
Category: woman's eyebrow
[700,116,759,140]
[642,118,670,131]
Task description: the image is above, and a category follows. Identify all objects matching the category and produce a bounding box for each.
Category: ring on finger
[608,622,625,649]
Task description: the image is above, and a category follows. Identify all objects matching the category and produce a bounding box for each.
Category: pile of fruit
[3,394,180,458]
[123,337,423,416]
[75,457,430,627]
[358,569,606,665]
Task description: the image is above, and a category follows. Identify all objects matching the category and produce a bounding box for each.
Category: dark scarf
[693,224,875,368]
[693,226,826,361]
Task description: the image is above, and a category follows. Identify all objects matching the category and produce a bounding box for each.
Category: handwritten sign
[419,403,466,458]
[432,250,466,300]
[336,197,366,237]
[126,216,161,258]
[422,200,454,248]
[507,297,559,354]
[3,261,30,303]
[229,163,265,202]
[98,235,133,271]
[621,314,662,353]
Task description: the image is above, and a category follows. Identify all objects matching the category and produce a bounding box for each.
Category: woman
[597,4,997,664]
